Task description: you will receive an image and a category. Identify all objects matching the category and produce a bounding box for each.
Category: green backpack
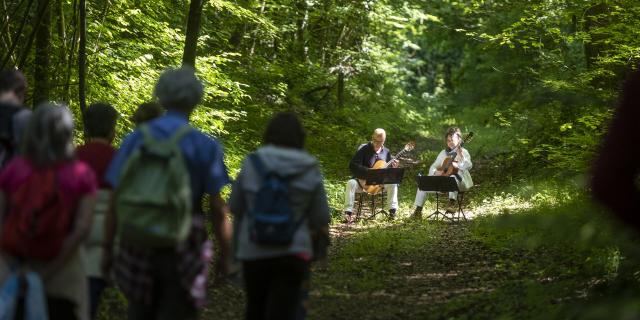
[115,124,193,248]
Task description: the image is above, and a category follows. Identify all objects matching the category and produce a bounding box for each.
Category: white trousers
[344,179,398,213]
[414,189,458,207]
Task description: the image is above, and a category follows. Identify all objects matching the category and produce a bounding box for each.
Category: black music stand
[356,168,405,221]
[415,175,467,221]
[364,167,405,186]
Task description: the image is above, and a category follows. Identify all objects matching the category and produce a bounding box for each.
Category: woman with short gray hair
[0,103,97,319]
[154,66,204,112]
[21,103,75,166]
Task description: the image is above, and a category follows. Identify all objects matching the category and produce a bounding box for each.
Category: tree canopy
[2,0,639,318]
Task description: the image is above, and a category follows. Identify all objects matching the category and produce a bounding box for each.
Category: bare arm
[103,193,116,253]
[43,193,96,279]
[309,180,330,262]
[210,193,232,276]
[101,192,116,279]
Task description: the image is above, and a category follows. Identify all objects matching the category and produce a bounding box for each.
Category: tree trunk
[1,0,34,69]
[33,0,51,105]
[583,3,609,68]
[17,0,48,71]
[294,0,307,61]
[337,71,344,108]
[78,0,86,125]
[56,0,65,41]
[0,0,27,41]
[63,0,78,103]
[249,0,266,57]
[229,0,251,50]
[182,0,204,69]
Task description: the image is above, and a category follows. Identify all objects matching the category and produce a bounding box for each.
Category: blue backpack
[248,153,304,246]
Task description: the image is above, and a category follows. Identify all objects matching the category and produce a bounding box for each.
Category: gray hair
[372,128,386,140]
[22,103,75,167]
[154,67,204,112]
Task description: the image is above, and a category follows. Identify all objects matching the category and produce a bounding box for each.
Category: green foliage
[96,288,127,320]
[4,0,639,318]
[530,110,612,172]
[472,194,640,319]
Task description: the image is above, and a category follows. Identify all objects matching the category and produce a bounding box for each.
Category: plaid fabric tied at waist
[113,214,213,308]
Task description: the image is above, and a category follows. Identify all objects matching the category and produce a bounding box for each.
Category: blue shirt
[105,111,230,211]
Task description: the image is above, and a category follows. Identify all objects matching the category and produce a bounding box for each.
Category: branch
[17,0,51,70]
[1,0,34,69]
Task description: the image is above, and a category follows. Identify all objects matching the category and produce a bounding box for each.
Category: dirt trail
[204,220,512,319]
[307,222,505,319]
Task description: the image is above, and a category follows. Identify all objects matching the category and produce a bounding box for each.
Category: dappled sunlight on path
[307,221,507,319]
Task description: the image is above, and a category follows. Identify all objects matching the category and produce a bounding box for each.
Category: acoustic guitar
[359,141,416,194]
[436,132,474,177]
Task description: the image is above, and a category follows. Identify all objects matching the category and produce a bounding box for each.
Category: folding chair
[354,188,387,221]
[354,168,404,222]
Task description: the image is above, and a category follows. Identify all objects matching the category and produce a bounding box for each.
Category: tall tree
[294,0,308,61]
[182,0,204,69]
[78,0,86,123]
[1,0,35,69]
[63,0,78,104]
[33,0,51,105]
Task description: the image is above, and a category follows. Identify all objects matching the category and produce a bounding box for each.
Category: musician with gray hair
[343,128,399,223]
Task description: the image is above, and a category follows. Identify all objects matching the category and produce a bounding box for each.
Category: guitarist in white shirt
[412,127,473,219]
[343,128,399,223]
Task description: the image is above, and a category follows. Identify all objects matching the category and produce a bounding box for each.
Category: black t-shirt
[348,142,391,179]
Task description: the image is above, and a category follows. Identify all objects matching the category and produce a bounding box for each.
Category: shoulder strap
[169,125,192,144]
[249,153,268,178]
[139,124,154,145]
[140,124,191,146]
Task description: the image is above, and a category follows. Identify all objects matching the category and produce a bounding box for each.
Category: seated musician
[343,128,399,223]
[412,127,473,218]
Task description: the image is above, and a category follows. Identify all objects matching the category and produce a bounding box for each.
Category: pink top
[0,156,97,201]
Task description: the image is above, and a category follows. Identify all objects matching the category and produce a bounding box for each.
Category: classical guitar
[359,141,416,194]
[437,132,474,177]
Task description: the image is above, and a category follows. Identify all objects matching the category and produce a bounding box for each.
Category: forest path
[204,218,526,319]
[305,221,506,319]
[202,157,528,319]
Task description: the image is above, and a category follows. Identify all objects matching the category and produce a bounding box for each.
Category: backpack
[247,153,304,246]
[0,168,74,261]
[0,104,23,168]
[114,124,193,248]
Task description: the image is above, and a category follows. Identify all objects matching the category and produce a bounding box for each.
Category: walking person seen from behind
[103,67,232,320]
[229,112,330,320]
[0,104,97,319]
[75,102,119,319]
[0,69,32,168]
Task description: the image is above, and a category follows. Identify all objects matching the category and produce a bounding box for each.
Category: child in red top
[75,102,119,319]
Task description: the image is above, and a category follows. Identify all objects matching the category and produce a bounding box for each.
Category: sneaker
[388,208,397,220]
[411,206,423,219]
[445,199,457,213]
[342,211,353,224]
